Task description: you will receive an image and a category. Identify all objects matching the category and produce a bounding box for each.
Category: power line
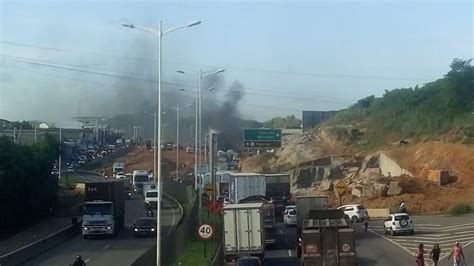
[0,40,436,81]
[1,56,354,105]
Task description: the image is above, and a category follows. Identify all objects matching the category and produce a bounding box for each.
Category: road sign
[197,223,214,240]
[244,129,282,148]
[334,180,347,196]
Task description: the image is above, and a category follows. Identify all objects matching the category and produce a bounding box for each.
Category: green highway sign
[244,129,282,147]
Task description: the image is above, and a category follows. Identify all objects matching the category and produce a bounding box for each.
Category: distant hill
[324,59,474,149]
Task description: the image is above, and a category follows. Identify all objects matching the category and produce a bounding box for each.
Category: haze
[0,0,472,123]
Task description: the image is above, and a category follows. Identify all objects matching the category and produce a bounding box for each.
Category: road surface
[24,195,181,266]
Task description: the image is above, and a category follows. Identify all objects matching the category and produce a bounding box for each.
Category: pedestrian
[430,243,441,266]
[415,243,425,266]
[448,242,465,266]
[363,213,370,234]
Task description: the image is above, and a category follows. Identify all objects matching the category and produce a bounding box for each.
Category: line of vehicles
[80,160,163,239]
[210,171,358,266]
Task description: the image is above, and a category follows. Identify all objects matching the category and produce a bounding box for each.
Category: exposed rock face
[318,179,334,191]
[387,181,403,196]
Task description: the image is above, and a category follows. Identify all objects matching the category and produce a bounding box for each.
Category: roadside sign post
[197,223,214,258]
[334,180,348,206]
[244,128,282,148]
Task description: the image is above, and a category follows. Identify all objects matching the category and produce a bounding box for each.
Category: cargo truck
[228,173,266,204]
[113,162,125,177]
[296,195,329,230]
[132,170,150,193]
[223,203,265,266]
[239,195,276,246]
[264,174,291,216]
[82,180,125,238]
[298,209,357,266]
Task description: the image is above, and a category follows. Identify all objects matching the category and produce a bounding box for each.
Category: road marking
[455,230,474,234]
[415,224,442,227]
[288,249,292,257]
[84,258,90,263]
[278,229,284,235]
[369,229,413,255]
[103,244,110,250]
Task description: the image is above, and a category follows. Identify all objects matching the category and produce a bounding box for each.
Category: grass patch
[449,203,473,215]
[174,209,222,266]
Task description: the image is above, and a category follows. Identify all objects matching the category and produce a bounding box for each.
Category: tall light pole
[177,69,224,225]
[122,20,200,266]
[165,104,192,180]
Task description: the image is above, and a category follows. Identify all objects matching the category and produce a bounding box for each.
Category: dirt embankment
[241,130,474,214]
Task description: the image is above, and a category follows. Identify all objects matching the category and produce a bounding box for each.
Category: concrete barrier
[0,219,81,265]
[367,208,390,219]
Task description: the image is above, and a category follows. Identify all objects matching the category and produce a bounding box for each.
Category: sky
[0,0,473,124]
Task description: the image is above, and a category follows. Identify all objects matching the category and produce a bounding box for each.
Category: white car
[145,189,158,208]
[283,205,297,226]
[337,204,368,223]
[383,213,414,236]
[115,172,126,179]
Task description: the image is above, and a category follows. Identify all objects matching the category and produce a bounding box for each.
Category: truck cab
[132,170,150,194]
[82,200,115,238]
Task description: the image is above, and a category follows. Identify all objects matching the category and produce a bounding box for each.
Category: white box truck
[223,203,265,265]
[228,173,266,204]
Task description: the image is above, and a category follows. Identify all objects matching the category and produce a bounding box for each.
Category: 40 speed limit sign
[197,223,214,240]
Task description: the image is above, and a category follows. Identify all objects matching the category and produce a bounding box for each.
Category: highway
[262,214,474,266]
[24,195,181,266]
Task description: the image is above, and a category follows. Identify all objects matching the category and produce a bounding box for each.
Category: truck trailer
[299,209,357,266]
[82,180,125,238]
[228,173,266,204]
[223,203,265,266]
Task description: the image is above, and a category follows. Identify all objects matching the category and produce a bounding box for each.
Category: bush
[449,203,473,215]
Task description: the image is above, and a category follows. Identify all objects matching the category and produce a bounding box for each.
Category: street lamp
[122,19,200,266]
[165,104,193,180]
[177,69,225,225]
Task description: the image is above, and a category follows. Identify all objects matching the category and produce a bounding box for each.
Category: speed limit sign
[197,223,214,240]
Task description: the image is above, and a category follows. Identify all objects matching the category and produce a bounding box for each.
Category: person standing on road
[430,243,441,266]
[363,213,370,234]
[415,243,425,266]
[448,242,465,266]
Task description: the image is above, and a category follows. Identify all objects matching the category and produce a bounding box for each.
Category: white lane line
[440,223,474,230]
[288,249,292,257]
[369,229,413,256]
[84,258,90,263]
[455,230,474,234]
[278,229,284,235]
[103,244,110,250]
[416,224,442,227]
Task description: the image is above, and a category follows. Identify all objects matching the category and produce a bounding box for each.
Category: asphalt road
[25,195,181,266]
[261,214,474,266]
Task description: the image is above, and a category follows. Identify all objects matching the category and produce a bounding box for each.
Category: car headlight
[151,228,155,232]
[107,226,111,230]
[134,228,138,232]
[83,227,88,230]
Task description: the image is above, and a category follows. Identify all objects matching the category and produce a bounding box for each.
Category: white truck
[228,173,266,204]
[132,170,150,194]
[223,203,265,265]
[112,162,125,177]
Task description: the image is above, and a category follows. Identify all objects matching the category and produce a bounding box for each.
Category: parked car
[337,204,368,223]
[383,213,414,236]
[133,217,157,237]
[283,205,297,226]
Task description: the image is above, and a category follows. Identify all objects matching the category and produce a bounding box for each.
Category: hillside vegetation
[325,59,474,148]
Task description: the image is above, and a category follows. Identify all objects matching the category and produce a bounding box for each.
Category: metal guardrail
[0,218,81,266]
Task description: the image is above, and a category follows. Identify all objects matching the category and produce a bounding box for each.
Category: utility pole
[58,128,62,181]
[176,105,180,180]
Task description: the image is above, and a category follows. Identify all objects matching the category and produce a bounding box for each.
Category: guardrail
[0,218,81,266]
